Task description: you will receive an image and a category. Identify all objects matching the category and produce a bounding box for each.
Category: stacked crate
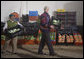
[29,11,38,21]
[28,11,39,37]
[18,11,40,45]
[56,28,83,45]
[37,29,56,45]
[66,34,74,44]
[56,29,66,45]
[50,31,56,45]
[54,12,76,29]
[73,33,83,45]
[54,11,83,45]
[24,11,39,44]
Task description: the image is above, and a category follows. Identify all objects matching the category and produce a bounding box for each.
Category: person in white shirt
[3,14,23,54]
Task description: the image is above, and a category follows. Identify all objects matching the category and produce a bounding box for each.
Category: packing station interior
[1,1,83,58]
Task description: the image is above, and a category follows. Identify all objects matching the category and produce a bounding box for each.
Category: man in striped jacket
[38,6,56,56]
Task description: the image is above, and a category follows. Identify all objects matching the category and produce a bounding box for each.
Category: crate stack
[54,11,83,45]
[28,11,39,36]
[50,31,56,45]
[24,11,39,44]
[73,33,83,45]
[72,26,83,45]
[29,11,38,21]
[18,11,40,45]
[56,29,65,45]
[36,29,56,45]
[51,16,61,29]
[54,12,76,29]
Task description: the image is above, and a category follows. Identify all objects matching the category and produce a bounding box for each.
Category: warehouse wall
[1,1,21,22]
[64,1,83,25]
[27,1,72,16]
[1,1,72,22]
[1,1,83,26]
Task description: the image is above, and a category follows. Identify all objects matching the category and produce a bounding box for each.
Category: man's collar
[44,11,49,16]
[44,11,48,14]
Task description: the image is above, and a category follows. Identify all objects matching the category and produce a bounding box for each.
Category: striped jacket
[40,12,51,32]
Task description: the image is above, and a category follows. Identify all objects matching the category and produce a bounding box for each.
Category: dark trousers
[38,31,54,54]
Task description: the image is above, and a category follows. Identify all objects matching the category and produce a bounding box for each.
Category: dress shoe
[38,52,47,55]
[50,53,58,56]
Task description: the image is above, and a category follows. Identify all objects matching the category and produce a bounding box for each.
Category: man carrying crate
[3,13,23,54]
[38,6,56,56]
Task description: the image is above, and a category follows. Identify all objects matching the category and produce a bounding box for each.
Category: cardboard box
[29,11,38,16]
[29,16,38,21]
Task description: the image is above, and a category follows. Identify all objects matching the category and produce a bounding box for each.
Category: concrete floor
[1,45,83,58]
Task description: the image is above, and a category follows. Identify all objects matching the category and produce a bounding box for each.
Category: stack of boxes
[57,9,66,12]
[66,34,74,43]
[58,33,65,43]
[29,11,38,21]
[50,32,56,45]
[24,11,39,44]
[55,12,76,29]
[17,11,39,45]
[28,11,39,36]
[73,33,83,45]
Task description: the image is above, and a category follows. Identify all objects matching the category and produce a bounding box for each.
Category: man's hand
[50,25,54,29]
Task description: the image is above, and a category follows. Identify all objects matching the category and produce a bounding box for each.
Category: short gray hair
[44,6,49,11]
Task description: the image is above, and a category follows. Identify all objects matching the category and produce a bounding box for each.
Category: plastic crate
[73,33,83,45]
[50,32,56,45]
[29,11,38,16]
[29,16,38,21]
